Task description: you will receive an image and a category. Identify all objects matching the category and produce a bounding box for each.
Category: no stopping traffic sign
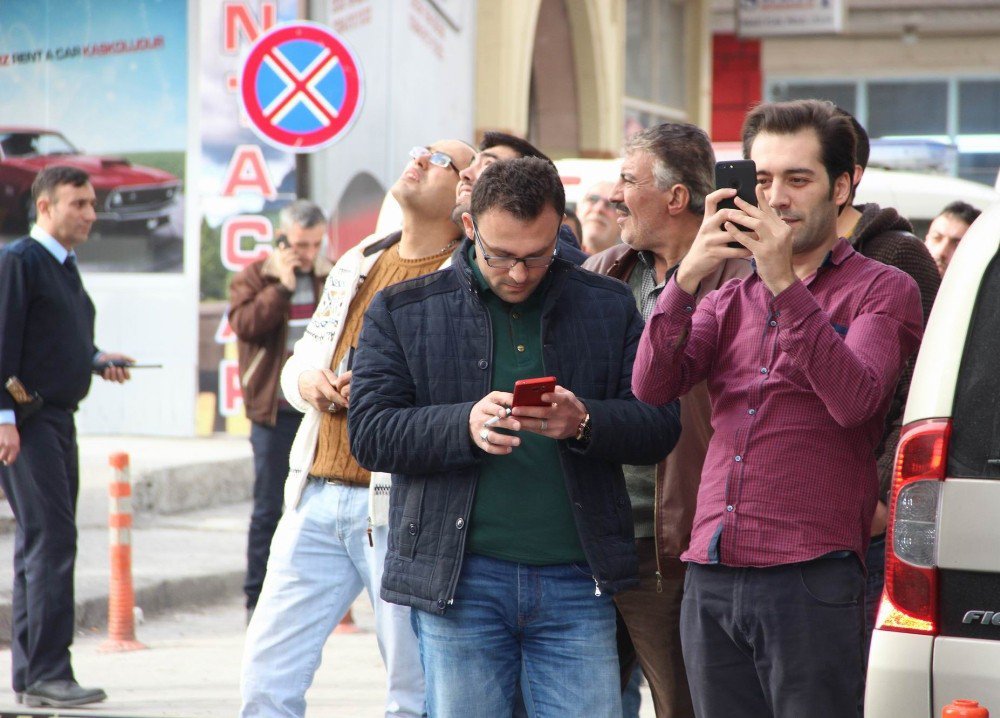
[240,22,363,153]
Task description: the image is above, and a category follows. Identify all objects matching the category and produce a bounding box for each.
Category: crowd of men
[0,96,986,717]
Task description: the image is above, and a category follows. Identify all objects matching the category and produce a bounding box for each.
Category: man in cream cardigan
[239,139,474,718]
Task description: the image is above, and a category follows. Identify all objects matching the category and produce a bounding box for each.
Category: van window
[948,248,1000,479]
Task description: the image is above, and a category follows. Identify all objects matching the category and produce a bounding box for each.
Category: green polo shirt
[466,248,586,565]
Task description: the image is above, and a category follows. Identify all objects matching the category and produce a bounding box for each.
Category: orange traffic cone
[98,452,147,652]
[943,699,989,717]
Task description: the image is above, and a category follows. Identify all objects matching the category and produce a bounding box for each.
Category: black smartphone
[715,160,758,246]
[274,233,290,249]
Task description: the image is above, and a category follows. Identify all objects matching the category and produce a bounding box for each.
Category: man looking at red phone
[349,157,681,716]
[239,139,474,718]
[632,100,923,717]
[228,199,330,620]
[585,123,749,718]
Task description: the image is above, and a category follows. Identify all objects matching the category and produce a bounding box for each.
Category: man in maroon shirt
[632,99,923,717]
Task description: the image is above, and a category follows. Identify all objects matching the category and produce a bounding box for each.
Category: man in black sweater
[0,166,132,708]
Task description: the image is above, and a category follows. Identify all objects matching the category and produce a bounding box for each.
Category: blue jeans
[412,553,621,718]
[240,479,424,717]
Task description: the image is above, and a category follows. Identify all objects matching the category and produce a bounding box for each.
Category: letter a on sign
[221,145,278,198]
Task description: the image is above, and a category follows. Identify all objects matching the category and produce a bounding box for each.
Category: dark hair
[624,122,715,215]
[742,99,856,198]
[479,131,553,164]
[831,107,870,205]
[32,165,90,202]
[562,208,582,241]
[940,200,982,226]
[470,157,566,221]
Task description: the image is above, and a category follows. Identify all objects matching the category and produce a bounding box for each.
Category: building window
[959,80,1000,134]
[868,81,948,137]
[771,82,856,115]
[624,0,687,136]
[767,76,1000,185]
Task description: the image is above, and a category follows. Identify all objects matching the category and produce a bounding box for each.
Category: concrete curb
[130,458,253,516]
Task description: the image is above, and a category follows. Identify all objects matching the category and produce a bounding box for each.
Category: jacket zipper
[441,276,492,610]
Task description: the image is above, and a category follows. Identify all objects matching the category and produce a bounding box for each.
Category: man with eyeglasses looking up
[577,180,622,254]
[453,130,587,265]
[240,139,474,718]
[349,157,681,716]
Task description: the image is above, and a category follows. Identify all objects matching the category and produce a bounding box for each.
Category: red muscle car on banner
[0,127,181,235]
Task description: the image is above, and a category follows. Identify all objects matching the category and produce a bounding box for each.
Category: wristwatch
[574,413,591,443]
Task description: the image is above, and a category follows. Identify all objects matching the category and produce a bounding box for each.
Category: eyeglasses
[473,220,557,270]
[409,146,459,174]
[583,193,613,207]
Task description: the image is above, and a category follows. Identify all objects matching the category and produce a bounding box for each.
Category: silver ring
[478,427,490,443]
[327,403,340,413]
[540,419,548,431]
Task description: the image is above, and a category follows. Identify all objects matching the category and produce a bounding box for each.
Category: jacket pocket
[396,480,426,562]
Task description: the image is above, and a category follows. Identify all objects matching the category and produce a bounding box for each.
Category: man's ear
[832,172,852,208]
[461,211,475,240]
[666,184,691,216]
[34,194,50,220]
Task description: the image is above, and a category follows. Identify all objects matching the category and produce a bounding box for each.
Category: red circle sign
[240,22,363,153]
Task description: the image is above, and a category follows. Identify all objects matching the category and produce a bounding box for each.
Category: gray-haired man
[229,199,331,617]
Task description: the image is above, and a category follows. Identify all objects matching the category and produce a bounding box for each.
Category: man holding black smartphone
[585,123,749,718]
[0,166,132,708]
[228,199,330,620]
[349,157,681,717]
[632,100,924,717]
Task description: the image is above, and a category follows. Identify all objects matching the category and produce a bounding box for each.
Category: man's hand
[676,188,752,295]
[273,245,299,291]
[333,370,352,408]
[96,352,135,383]
[298,368,348,412]
[511,385,587,440]
[725,184,796,296]
[469,391,520,455]
[0,424,20,466]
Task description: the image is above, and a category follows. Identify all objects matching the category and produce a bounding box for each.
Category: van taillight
[877,419,951,635]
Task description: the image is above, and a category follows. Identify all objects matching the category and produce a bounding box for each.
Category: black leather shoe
[22,680,107,708]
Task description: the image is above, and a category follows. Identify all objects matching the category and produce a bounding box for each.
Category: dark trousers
[244,410,302,610]
[681,558,866,718]
[0,407,79,691]
[863,534,886,660]
[615,539,694,717]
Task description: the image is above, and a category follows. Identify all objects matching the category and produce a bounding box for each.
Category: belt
[308,474,354,487]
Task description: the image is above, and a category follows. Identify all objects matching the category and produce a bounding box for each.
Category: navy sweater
[0,237,97,413]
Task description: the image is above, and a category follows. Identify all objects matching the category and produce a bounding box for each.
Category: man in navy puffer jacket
[349,157,680,717]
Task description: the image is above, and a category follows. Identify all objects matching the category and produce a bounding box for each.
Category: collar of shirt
[30,225,74,264]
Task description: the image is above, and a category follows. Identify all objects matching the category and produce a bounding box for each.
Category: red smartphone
[512,376,556,407]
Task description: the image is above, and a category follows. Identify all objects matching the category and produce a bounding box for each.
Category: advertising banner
[0,0,188,273]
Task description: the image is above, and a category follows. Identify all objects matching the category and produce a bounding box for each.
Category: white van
[865,199,1000,716]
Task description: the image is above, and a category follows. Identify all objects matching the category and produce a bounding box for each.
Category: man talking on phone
[349,157,681,717]
[632,100,923,717]
[228,199,330,621]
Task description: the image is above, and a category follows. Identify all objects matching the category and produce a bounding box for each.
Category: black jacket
[348,240,681,614]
